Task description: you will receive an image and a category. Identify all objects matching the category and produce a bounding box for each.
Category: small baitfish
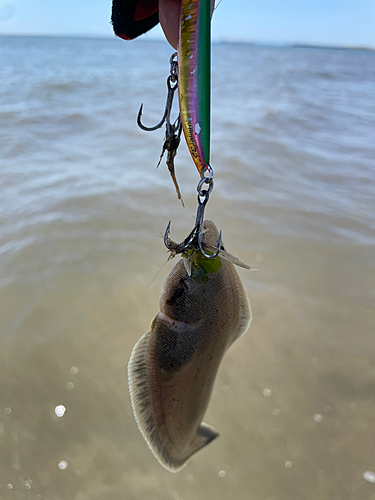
[128,220,251,472]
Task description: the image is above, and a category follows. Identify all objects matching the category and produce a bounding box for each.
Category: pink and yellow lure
[178,0,211,178]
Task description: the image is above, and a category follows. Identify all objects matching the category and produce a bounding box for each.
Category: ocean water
[0,35,375,499]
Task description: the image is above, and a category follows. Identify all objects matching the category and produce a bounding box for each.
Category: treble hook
[137,53,179,132]
[164,167,222,259]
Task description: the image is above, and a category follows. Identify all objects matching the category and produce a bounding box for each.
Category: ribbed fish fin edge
[233,284,252,343]
[128,332,188,473]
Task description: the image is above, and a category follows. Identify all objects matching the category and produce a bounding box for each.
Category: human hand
[159,0,215,49]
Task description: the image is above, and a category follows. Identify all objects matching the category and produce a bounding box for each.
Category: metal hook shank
[164,167,222,259]
[137,53,179,132]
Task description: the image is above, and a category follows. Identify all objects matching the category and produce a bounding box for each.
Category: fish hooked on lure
[128,220,251,472]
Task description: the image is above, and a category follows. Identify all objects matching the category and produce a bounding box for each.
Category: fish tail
[163,422,219,472]
[194,422,220,452]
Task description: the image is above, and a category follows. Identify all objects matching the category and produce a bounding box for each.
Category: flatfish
[128,220,251,472]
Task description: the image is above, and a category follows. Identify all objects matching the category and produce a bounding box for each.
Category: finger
[159,0,215,50]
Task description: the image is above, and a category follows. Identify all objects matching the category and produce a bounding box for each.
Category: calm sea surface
[0,35,375,499]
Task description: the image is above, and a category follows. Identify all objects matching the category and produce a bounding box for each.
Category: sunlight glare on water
[313,413,323,423]
[363,471,375,484]
[54,405,66,418]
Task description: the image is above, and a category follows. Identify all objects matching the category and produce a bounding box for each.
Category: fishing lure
[137,0,211,188]
[137,0,220,256]
[178,0,211,178]
[162,0,222,257]
[164,0,222,258]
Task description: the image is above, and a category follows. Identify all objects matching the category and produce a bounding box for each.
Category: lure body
[178,0,211,177]
[128,221,251,472]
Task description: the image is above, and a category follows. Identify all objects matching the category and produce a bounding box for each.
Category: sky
[0,0,374,47]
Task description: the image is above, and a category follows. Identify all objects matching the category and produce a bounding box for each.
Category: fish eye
[181,276,196,294]
[166,276,195,306]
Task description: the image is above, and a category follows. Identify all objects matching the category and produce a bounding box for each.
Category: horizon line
[0,32,374,51]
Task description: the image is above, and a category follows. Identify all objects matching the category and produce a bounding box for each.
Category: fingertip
[159,0,181,49]
[159,0,215,50]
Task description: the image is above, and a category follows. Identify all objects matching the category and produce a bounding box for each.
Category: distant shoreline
[291,43,374,52]
[0,33,374,51]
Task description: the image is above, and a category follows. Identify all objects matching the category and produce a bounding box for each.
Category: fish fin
[232,283,252,343]
[128,331,219,473]
[128,331,175,469]
[167,422,219,472]
[195,422,220,450]
[127,331,185,473]
[128,331,157,454]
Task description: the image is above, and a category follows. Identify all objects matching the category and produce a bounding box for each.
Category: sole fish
[128,220,251,472]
